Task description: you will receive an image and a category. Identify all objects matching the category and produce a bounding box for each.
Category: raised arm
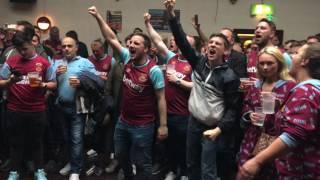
[191,16,208,43]
[164,0,199,68]
[88,6,123,53]
[144,13,170,59]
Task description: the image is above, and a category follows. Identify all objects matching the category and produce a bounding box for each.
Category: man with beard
[164,0,241,179]
[88,6,168,180]
[247,18,276,78]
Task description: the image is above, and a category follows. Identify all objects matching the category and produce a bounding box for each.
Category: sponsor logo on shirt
[123,74,144,93]
[247,66,257,73]
[15,75,30,85]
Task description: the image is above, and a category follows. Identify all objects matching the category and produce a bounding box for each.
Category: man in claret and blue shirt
[88,39,116,80]
[144,12,193,179]
[89,6,168,180]
[0,31,56,180]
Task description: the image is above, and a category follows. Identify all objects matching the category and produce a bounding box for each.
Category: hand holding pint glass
[239,78,255,91]
[250,107,266,127]
[28,72,42,87]
[69,75,79,88]
[57,61,68,75]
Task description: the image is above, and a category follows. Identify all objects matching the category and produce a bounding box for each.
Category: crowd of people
[0,0,319,180]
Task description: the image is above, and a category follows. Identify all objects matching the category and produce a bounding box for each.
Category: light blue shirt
[53,56,98,103]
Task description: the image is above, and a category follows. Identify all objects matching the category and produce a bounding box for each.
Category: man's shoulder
[220,64,239,82]
[230,50,246,60]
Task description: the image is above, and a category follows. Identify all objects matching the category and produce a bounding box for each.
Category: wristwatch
[176,79,181,85]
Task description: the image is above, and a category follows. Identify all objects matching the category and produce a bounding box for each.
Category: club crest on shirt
[139,75,148,83]
[35,63,43,72]
[126,68,131,73]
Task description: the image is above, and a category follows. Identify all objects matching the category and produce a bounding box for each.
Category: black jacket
[78,71,113,124]
[227,50,247,78]
[168,17,241,134]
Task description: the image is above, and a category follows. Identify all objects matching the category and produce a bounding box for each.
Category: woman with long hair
[238,46,296,179]
[237,43,320,179]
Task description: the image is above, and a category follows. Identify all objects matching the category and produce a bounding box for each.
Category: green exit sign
[251,4,274,16]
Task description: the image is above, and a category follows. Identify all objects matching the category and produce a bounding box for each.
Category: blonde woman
[238,46,295,179]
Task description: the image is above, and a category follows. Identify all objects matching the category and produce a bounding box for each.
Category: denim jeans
[167,114,189,176]
[187,117,218,180]
[60,106,86,174]
[114,119,154,180]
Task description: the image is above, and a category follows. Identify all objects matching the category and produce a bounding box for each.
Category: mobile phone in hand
[194,14,199,25]
[11,69,22,77]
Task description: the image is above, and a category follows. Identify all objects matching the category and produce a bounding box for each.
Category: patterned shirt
[239,80,295,164]
[275,80,320,179]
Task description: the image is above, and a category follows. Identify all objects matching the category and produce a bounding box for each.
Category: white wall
[1,0,319,50]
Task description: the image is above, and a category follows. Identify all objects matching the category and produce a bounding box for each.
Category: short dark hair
[92,38,104,45]
[284,39,297,45]
[125,33,133,44]
[304,43,320,79]
[33,25,40,31]
[16,20,34,39]
[131,32,151,50]
[208,33,230,49]
[259,18,276,32]
[133,27,143,33]
[12,31,32,47]
[66,30,79,42]
[33,34,40,43]
[307,35,320,43]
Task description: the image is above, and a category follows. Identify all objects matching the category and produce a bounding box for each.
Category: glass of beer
[28,72,41,87]
[69,75,78,88]
[59,61,68,73]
